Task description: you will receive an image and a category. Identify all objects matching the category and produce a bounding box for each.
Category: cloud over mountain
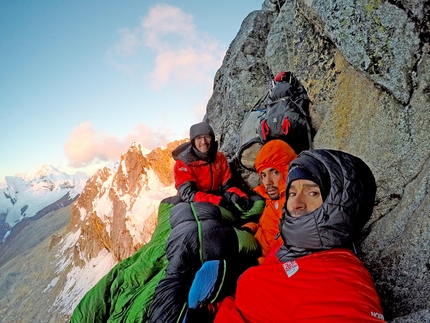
[64,121,178,167]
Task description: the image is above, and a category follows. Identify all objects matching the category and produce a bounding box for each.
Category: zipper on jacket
[209,162,214,191]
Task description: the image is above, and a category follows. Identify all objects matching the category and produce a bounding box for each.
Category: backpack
[235,71,312,171]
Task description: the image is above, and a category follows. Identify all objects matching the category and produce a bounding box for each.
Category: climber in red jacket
[211,149,387,323]
[172,121,250,213]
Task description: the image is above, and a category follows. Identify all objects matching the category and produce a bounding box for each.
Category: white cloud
[142,4,195,51]
[106,4,225,89]
[116,27,139,57]
[84,4,223,172]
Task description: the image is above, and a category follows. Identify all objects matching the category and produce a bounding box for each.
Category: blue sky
[0,0,262,180]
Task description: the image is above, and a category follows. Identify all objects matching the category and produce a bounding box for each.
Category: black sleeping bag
[148,202,260,323]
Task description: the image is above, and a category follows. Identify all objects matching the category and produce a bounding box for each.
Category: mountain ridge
[0,139,186,322]
[0,164,89,243]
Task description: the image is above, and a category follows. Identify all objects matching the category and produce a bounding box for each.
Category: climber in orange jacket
[242,139,297,264]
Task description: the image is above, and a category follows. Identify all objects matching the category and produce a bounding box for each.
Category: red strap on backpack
[281,116,290,135]
[261,120,269,141]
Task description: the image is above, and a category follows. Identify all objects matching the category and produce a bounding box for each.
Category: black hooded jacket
[277,149,376,262]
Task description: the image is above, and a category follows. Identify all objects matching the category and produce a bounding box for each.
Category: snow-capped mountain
[48,140,184,319]
[0,164,89,242]
[0,140,186,322]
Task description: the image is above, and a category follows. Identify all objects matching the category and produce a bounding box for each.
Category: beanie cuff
[286,165,316,188]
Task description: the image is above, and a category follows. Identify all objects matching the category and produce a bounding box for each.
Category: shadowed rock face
[206,0,430,321]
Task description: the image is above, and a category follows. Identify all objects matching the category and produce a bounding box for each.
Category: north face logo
[282,260,299,277]
[371,312,385,321]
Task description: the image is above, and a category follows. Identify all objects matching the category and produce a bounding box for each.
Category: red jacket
[174,148,245,204]
[215,248,386,323]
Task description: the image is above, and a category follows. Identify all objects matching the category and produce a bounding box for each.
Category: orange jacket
[242,140,296,264]
[250,185,285,264]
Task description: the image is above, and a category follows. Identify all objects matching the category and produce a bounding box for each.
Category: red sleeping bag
[215,248,386,323]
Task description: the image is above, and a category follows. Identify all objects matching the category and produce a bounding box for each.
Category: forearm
[177,182,222,205]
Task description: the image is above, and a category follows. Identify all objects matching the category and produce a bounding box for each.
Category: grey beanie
[189,122,215,141]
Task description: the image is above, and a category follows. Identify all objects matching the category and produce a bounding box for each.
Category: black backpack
[236,72,312,171]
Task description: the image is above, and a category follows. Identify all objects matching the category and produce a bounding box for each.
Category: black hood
[277,149,376,261]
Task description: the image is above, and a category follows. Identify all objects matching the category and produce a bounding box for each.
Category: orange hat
[255,139,297,180]
[255,140,297,194]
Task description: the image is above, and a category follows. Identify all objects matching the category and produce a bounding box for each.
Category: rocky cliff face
[206,0,429,321]
[68,140,186,264]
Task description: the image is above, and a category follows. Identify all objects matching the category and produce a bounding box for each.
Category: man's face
[286,179,323,217]
[194,135,212,153]
[260,167,282,200]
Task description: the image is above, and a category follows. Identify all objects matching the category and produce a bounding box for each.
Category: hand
[223,191,240,205]
[223,192,250,212]
[237,197,251,212]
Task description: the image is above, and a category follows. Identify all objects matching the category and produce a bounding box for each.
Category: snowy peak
[33,163,64,180]
[0,139,187,318]
[0,165,90,242]
[68,139,187,264]
[31,164,84,192]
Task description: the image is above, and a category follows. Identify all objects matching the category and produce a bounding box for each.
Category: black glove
[219,197,230,209]
[223,191,240,205]
[237,197,251,212]
[223,192,250,212]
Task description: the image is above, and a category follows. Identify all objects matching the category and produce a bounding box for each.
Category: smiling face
[260,167,283,200]
[286,179,323,217]
[194,134,212,153]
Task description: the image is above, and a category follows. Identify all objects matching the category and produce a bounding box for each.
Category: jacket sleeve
[177,181,223,205]
[241,222,259,233]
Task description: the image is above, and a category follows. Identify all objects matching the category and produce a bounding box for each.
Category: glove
[223,192,250,213]
[241,199,265,221]
[237,197,251,212]
[223,191,240,204]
